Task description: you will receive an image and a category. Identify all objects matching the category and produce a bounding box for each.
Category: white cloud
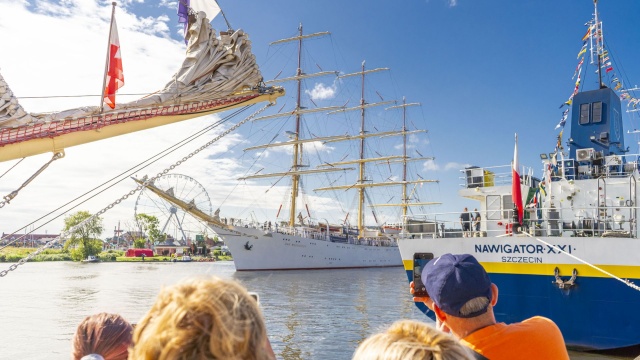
[448,0,458,7]
[394,143,416,150]
[444,162,470,171]
[423,159,439,171]
[305,82,337,100]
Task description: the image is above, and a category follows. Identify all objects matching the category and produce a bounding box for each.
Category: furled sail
[0,11,283,162]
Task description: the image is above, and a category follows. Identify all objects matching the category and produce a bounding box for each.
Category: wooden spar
[0,90,284,163]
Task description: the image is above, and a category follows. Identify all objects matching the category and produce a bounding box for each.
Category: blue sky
[1,0,640,237]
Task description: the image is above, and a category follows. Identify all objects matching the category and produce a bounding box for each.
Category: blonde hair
[72,312,133,360]
[352,320,472,360]
[130,276,271,360]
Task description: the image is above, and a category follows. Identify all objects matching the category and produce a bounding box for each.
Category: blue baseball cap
[421,253,492,318]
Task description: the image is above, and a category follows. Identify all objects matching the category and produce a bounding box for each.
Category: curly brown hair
[130,276,271,360]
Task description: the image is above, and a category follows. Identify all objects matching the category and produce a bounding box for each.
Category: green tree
[135,213,163,248]
[63,211,104,261]
[132,237,146,249]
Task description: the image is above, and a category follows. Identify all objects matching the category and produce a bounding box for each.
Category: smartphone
[413,252,434,297]
[248,291,260,306]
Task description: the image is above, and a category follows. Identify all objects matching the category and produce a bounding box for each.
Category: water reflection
[0,262,629,360]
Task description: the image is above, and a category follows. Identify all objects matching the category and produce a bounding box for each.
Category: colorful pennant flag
[582,26,592,41]
[555,109,569,130]
[577,45,587,58]
[573,57,584,80]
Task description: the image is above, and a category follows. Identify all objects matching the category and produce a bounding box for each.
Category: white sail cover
[0,11,263,128]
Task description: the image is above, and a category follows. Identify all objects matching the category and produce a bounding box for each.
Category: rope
[0,105,252,251]
[0,152,64,209]
[0,102,273,277]
[0,157,24,180]
[520,231,640,292]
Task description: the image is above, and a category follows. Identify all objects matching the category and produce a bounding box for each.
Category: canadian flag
[103,16,124,109]
[512,134,524,224]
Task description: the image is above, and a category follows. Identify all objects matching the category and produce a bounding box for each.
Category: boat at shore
[81,255,100,263]
[398,1,640,353]
[135,25,438,271]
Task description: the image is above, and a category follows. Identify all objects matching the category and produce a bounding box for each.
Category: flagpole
[100,2,117,114]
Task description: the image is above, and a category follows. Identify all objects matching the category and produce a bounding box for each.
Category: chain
[0,151,65,209]
[0,103,273,277]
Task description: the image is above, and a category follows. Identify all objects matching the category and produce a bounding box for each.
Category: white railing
[404,206,638,239]
[460,164,537,189]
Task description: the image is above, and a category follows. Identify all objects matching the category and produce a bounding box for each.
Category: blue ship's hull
[406,269,640,351]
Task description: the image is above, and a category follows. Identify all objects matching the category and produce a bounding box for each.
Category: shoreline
[0,247,233,263]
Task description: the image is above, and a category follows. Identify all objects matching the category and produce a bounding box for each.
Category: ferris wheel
[134,174,212,243]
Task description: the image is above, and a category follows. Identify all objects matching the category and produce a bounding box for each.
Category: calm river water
[0,261,628,359]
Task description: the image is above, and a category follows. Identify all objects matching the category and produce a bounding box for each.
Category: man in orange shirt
[412,253,569,360]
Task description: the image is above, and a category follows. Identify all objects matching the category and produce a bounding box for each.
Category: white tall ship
[138,25,437,270]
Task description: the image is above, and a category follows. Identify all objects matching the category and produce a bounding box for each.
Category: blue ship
[398,0,640,354]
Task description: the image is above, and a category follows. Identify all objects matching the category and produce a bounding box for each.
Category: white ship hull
[216,226,402,271]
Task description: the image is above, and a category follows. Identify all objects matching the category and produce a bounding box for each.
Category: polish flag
[103,16,124,109]
[512,134,524,225]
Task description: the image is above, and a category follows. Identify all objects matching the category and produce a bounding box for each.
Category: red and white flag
[512,134,524,224]
[103,16,124,109]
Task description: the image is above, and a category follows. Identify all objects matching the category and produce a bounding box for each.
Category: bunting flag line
[573,57,584,80]
[539,181,547,197]
[103,16,124,110]
[555,109,569,130]
[582,26,592,41]
[577,45,587,59]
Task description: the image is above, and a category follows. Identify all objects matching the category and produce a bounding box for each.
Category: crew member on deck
[460,208,471,237]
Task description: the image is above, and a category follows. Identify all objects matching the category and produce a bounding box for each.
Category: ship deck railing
[460,154,640,189]
[403,206,638,239]
[231,220,397,247]
[460,164,538,189]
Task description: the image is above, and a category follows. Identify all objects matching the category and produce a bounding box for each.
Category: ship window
[579,103,590,124]
[502,195,514,219]
[592,101,602,123]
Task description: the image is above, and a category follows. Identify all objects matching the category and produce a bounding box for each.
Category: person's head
[473,208,477,212]
[421,254,496,319]
[463,207,468,211]
[130,276,271,360]
[72,312,133,360]
[352,319,472,360]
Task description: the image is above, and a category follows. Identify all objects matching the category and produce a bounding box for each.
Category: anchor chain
[0,151,65,209]
[0,103,273,277]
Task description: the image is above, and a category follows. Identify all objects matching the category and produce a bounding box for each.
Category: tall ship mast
[315,69,439,237]
[239,24,349,229]
[135,24,438,270]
